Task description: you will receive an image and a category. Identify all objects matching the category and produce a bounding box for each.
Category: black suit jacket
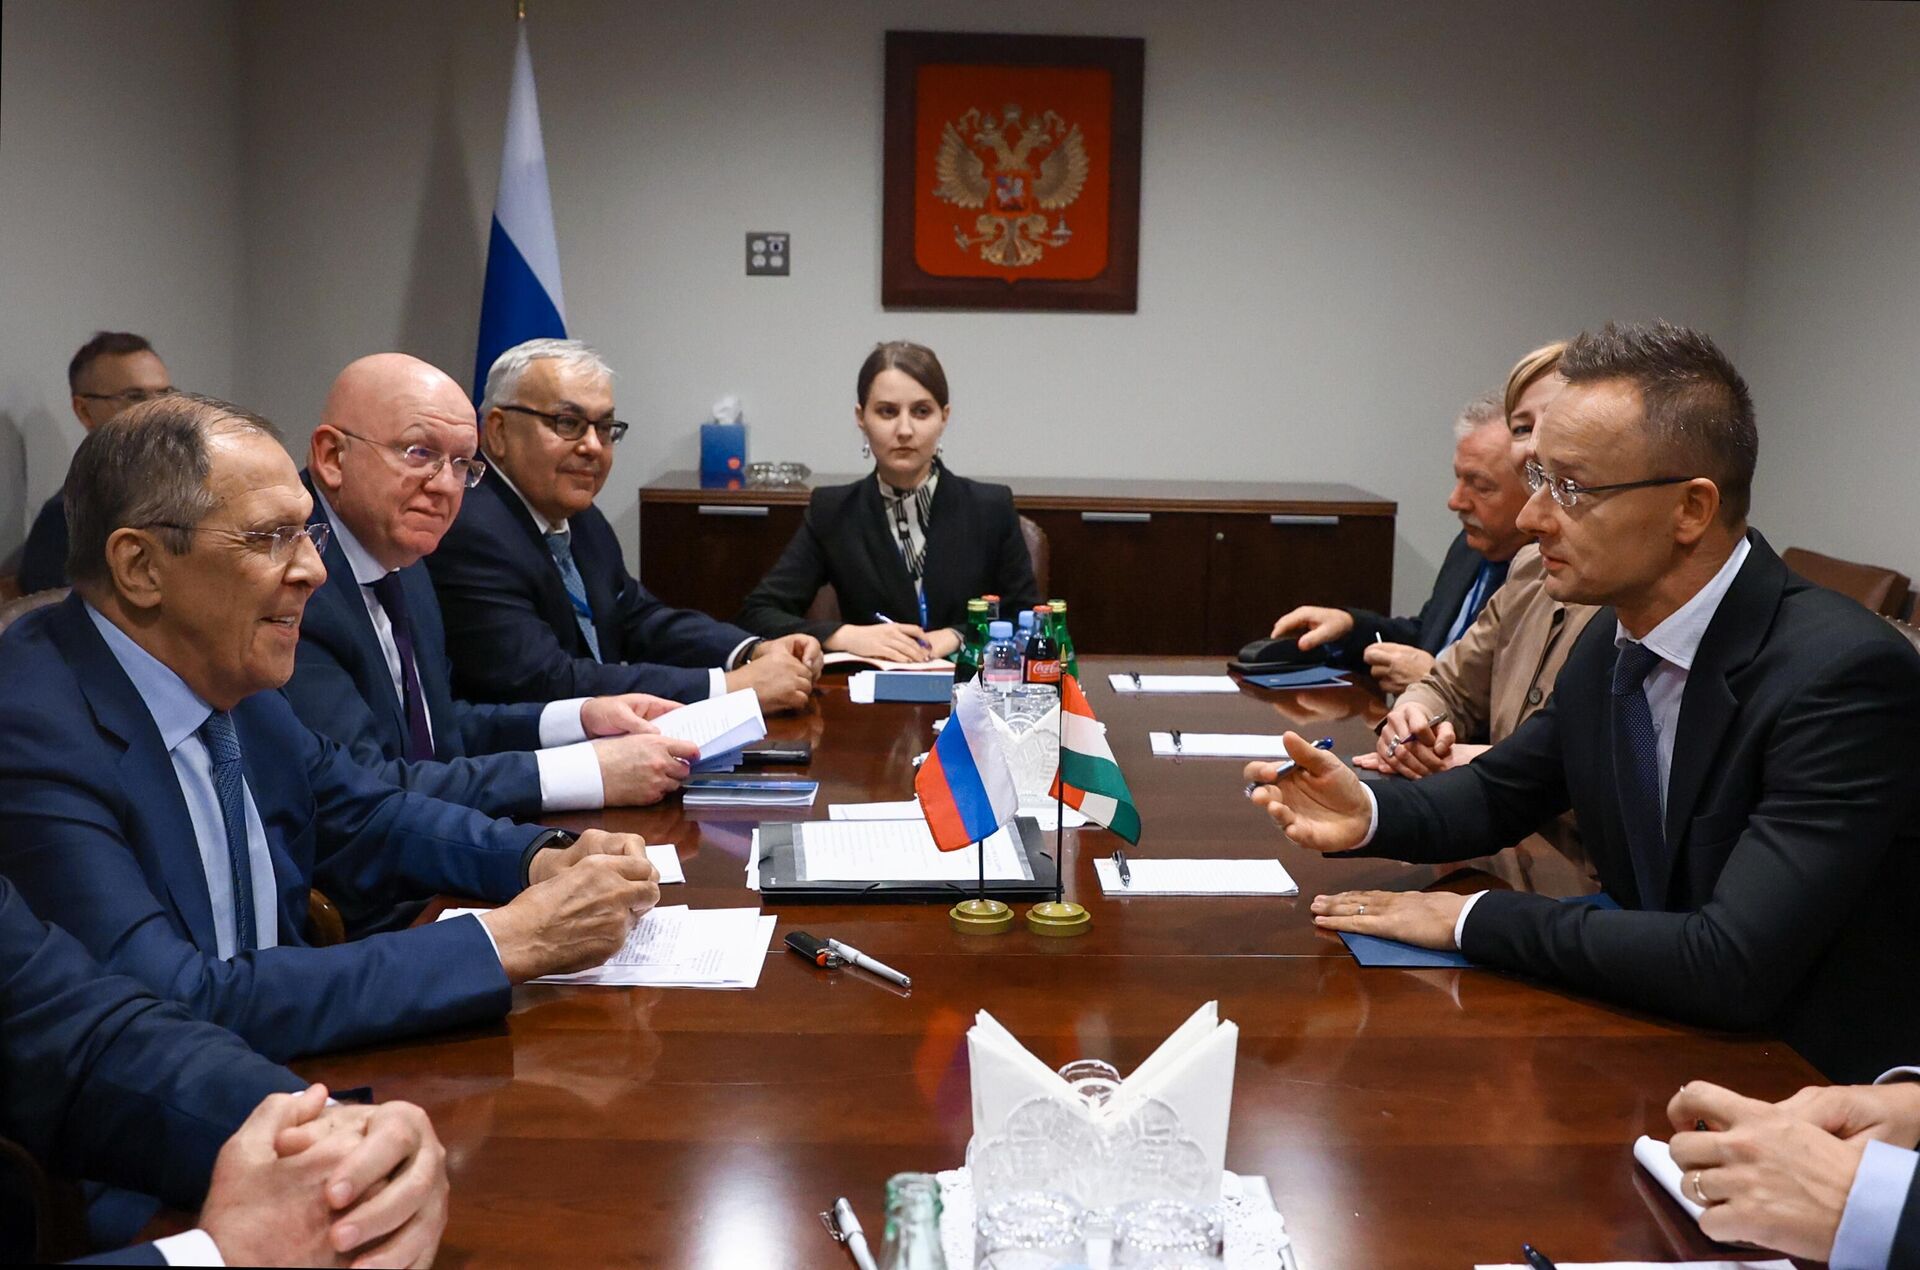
[1897,1164,1920,1270]
[18,493,67,595]
[1340,530,1489,659]
[427,468,754,704]
[0,877,303,1261]
[733,465,1040,641]
[284,479,545,822]
[1359,532,1920,1082]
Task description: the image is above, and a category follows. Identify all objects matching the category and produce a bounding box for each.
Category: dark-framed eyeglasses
[332,426,487,489]
[497,404,630,445]
[76,387,176,406]
[138,521,330,562]
[1523,458,1697,509]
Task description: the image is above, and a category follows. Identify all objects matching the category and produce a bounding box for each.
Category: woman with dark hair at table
[735,341,1039,661]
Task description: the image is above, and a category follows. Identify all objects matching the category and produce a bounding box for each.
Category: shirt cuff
[1876,1067,1920,1085]
[536,741,606,812]
[1453,891,1489,949]
[708,667,729,699]
[155,1229,225,1266]
[724,636,759,670]
[1830,1139,1919,1270]
[468,911,504,966]
[538,697,592,747]
[1357,781,1380,848]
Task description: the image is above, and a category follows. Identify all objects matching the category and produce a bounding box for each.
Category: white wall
[0,0,245,563]
[231,0,1761,612]
[1740,0,1920,587]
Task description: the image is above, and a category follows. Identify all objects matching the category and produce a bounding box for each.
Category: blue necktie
[545,531,603,661]
[1444,559,1509,647]
[1610,641,1670,909]
[198,710,258,952]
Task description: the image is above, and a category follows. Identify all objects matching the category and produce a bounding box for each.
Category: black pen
[1112,850,1132,886]
[1521,1243,1557,1270]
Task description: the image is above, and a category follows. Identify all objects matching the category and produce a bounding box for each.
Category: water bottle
[878,1172,948,1270]
[981,620,1021,693]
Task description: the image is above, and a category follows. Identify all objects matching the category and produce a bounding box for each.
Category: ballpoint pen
[821,1197,879,1270]
[1386,710,1450,757]
[1243,736,1335,796]
[872,612,931,648]
[1112,849,1132,886]
[827,938,911,989]
[1520,1242,1557,1270]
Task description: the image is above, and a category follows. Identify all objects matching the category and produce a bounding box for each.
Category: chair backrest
[0,588,67,638]
[307,888,346,947]
[1886,617,1920,659]
[1781,546,1910,618]
[0,573,20,604]
[802,515,1052,624]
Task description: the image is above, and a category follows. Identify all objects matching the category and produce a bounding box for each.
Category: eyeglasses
[1523,458,1696,509]
[76,387,176,406]
[332,426,487,489]
[139,521,330,562]
[497,404,630,445]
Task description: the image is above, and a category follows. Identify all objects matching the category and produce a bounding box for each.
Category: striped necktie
[198,710,258,952]
[545,531,603,661]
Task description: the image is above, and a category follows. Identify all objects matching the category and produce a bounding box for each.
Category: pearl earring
[860,439,871,459]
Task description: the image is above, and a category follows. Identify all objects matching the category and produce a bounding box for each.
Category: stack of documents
[746,819,1031,889]
[823,651,955,672]
[682,777,819,808]
[849,667,955,704]
[652,689,765,772]
[1108,673,1242,694]
[827,799,1087,829]
[443,904,774,988]
[1149,732,1292,758]
[1093,857,1298,896]
[968,1001,1239,1193]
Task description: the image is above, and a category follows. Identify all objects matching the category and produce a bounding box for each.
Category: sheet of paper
[1108,673,1241,694]
[829,799,924,820]
[648,844,684,885]
[1476,1263,1792,1269]
[849,671,877,704]
[1094,857,1297,896]
[1634,1135,1706,1220]
[438,905,772,988]
[1149,731,1293,758]
[824,650,955,672]
[1017,802,1089,831]
[796,820,1030,882]
[653,688,766,762]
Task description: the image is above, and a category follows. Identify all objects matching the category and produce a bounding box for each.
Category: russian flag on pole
[472,18,567,400]
[916,685,1021,852]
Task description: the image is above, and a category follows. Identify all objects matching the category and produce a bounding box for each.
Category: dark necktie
[545,531,603,661]
[1611,641,1670,909]
[198,710,258,953]
[369,572,434,762]
[1444,559,1510,646]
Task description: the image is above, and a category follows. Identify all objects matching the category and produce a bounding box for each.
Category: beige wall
[0,0,244,563]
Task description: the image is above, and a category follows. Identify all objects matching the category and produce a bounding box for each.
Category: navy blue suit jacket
[1339,529,1489,659]
[0,877,304,1262]
[0,596,545,1061]
[284,479,545,822]
[19,492,68,595]
[427,467,753,704]
[1360,533,1920,1082]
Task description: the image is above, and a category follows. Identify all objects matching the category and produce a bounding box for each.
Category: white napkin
[967,1001,1239,1188]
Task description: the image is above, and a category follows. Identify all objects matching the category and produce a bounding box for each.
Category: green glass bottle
[878,1172,948,1270]
[954,598,990,684]
[1049,599,1078,681]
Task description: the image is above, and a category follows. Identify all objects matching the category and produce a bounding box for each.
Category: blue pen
[872,611,931,649]
[1243,736,1336,797]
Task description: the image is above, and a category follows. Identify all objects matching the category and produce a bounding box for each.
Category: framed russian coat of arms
[882,31,1144,312]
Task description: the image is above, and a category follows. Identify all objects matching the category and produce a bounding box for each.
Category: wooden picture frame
[882,31,1144,312]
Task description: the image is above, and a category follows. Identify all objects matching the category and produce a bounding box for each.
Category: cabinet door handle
[696,504,771,518]
[1081,511,1152,524]
[1269,514,1339,527]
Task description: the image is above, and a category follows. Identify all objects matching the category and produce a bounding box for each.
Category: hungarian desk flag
[473,17,567,399]
[916,685,1021,851]
[1051,675,1142,844]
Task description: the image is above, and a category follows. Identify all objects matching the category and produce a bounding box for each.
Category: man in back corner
[427,337,823,711]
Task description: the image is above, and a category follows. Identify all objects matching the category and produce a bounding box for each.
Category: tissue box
[699,422,747,489]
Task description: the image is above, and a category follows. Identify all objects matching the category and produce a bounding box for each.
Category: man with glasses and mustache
[1247,321,1920,1083]
[284,355,701,931]
[427,338,822,713]
[0,394,664,1062]
[17,331,175,594]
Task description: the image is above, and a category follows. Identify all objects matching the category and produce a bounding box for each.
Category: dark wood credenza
[638,472,1397,655]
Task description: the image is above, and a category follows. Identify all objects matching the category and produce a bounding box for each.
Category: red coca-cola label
[1024,658,1062,684]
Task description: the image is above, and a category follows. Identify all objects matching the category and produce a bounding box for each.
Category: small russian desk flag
[916,685,1021,851]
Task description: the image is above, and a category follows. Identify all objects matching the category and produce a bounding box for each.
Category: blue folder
[872,671,954,703]
[1242,667,1352,690]
[1339,892,1620,967]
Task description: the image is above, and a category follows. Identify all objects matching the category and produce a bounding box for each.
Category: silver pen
[1386,710,1450,756]
[821,1196,879,1270]
[827,938,911,989]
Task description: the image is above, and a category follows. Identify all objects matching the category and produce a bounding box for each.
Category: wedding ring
[1357,903,1368,915]
[1688,1171,1708,1204]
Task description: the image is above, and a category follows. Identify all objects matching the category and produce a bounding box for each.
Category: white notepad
[1149,731,1291,758]
[438,905,773,988]
[1094,857,1298,896]
[793,819,1030,882]
[1108,674,1241,694]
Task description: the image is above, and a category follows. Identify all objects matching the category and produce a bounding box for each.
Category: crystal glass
[745,460,811,488]
[1055,1058,1122,1107]
[1111,1199,1224,1269]
[974,1190,1085,1269]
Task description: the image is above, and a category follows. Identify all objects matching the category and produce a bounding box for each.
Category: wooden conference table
[294,657,1822,1269]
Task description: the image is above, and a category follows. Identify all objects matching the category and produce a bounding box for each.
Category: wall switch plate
[746,232,789,276]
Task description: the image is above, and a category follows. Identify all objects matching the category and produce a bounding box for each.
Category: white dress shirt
[487,460,753,697]
[313,489,605,811]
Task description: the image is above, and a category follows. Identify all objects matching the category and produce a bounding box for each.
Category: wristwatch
[521,828,577,887]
